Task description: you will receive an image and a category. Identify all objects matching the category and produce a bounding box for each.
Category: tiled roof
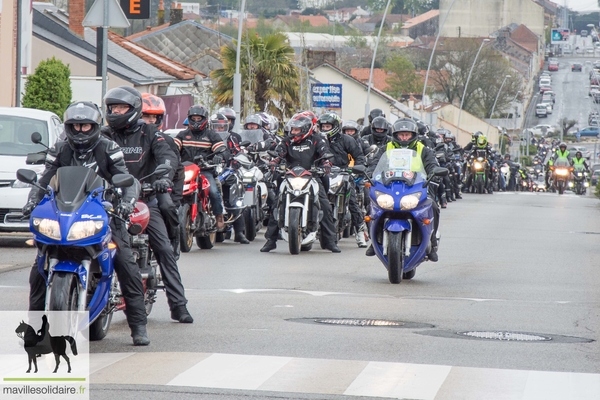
[510,24,538,53]
[350,68,391,91]
[132,20,232,76]
[402,10,439,28]
[298,15,330,27]
[126,23,170,41]
[367,14,410,24]
[108,31,206,80]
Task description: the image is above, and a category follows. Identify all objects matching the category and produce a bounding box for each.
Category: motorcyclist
[210,112,252,244]
[241,114,277,153]
[318,112,368,248]
[104,86,193,324]
[464,134,494,193]
[503,154,518,191]
[359,108,386,137]
[141,93,184,259]
[260,113,341,253]
[365,118,442,262]
[572,151,590,172]
[175,105,228,231]
[546,142,571,187]
[441,130,463,199]
[362,116,392,170]
[22,101,150,345]
[415,120,436,149]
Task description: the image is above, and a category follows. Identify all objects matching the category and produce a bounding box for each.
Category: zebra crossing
[90,351,600,399]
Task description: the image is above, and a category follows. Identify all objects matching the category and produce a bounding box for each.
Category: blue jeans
[203,172,224,215]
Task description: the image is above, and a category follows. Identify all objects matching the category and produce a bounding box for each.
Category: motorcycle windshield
[573,164,585,171]
[554,159,570,168]
[51,166,105,212]
[372,149,426,186]
[239,129,265,145]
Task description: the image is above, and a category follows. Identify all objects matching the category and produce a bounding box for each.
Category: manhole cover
[315,318,404,327]
[458,331,551,341]
[287,318,435,329]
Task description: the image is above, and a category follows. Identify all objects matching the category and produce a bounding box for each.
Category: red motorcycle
[179,155,221,251]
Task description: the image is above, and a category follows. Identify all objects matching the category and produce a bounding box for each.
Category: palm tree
[211,32,300,120]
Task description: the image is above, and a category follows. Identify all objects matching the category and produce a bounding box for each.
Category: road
[0,191,599,399]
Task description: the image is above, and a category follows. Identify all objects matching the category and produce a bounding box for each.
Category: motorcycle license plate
[243,188,255,206]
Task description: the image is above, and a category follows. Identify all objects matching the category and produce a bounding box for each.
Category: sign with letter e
[120,0,150,19]
[311,84,342,109]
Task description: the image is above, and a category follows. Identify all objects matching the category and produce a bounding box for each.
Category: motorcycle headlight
[288,177,310,191]
[474,162,483,169]
[32,218,61,240]
[568,182,574,187]
[184,169,195,182]
[585,182,590,187]
[375,191,394,210]
[67,220,104,241]
[522,181,528,186]
[556,169,569,176]
[400,193,422,210]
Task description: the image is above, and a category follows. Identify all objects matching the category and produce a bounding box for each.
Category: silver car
[0,107,62,232]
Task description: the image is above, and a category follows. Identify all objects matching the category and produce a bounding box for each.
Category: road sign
[311,84,342,109]
[82,0,130,28]
[120,0,150,19]
[551,29,569,45]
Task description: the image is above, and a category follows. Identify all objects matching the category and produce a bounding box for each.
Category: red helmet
[130,201,150,232]
[288,113,314,143]
[141,93,166,130]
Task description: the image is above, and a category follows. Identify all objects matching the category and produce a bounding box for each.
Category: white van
[539,77,551,87]
[0,107,62,232]
[536,103,548,118]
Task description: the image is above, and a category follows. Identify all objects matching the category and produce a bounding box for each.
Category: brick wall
[69,0,85,37]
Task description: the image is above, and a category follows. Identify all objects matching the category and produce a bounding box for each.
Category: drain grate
[458,331,551,341]
[315,318,404,327]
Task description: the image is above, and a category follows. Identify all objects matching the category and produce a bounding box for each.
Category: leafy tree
[211,32,300,119]
[429,39,520,118]
[560,117,577,137]
[384,54,422,98]
[301,7,326,16]
[22,57,72,118]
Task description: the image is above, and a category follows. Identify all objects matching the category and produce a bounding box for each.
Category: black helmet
[471,131,482,143]
[391,118,419,148]
[63,101,103,153]
[371,116,389,141]
[210,113,229,132]
[576,151,582,158]
[104,86,143,131]
[317,112,341,138]
[368,108,385,123]
[416,120,430,136]
[188,105,209,131]
[218,107,236,123]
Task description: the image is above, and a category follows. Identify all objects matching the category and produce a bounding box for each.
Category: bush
[595,180,600,199]
[22,57,71,118]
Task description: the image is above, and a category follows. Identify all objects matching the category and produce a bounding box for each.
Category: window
[0,116,49,156]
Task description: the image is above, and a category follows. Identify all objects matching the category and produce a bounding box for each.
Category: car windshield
[0,115,49,156]
[372,149,426,185]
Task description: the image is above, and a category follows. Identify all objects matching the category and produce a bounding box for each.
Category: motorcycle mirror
[351,164,366,175]
[154,164,173,176]
[25,152,46,165]
[16,168,37,184]
[240,140,251,147]
[128,223,143,236]
[433,167,449,177]
[214,146,226,154]
[31,132,50,150]
[112,174,134,188]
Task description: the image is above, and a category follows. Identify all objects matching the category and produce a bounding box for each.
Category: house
[401,10,439,39]
[0,0,20,106]
[366,14,410,30]
[439,0,545,38]
[30,2,205,106]
[131,20,232,77]
[325,7,370,23]
[311,62,403,121]
[272,15,330,31]
[350,68,392,92]
[491,24,542,87]
[424,103,499,147]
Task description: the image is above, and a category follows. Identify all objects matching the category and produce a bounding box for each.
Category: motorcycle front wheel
[387,232,405,284]
[288,207,302,255]
[244,207,257,242]
[197,232,216,249]
[179,204,194,253]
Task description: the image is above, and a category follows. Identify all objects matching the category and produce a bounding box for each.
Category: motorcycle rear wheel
[387,232,405,284]
[288,207,302,255]
[402,268,416,280]
[196,232,216,249]
[244,208,257,242]
[216,232,226,242]
[90,306,113,341]
[179,204,193,253]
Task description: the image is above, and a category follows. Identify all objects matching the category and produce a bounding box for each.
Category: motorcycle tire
[216,232,226,243]
[244,208,257,242]
[90,305,113,341]
[387,232,405,284]
[179,204,193,253]
[558,182,564,195]
[288,207,302,255]
[343,225,351,238]
[476,178,484,194]
[196,232,216,250]
[402,268,416,280]
[301,243,312,251]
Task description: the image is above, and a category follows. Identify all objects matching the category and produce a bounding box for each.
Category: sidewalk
[0,233,35,274]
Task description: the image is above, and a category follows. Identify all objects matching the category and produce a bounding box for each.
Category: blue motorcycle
[16,166,135,339]
[361,149,447,284]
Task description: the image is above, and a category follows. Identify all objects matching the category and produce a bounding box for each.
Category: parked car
[582,30,589,37]
[0,107,63,232]
[577,126,600,137]
[532,124,555,136]
[567,145,592,160]
[593,91,600,104]
[539,84,552,93]
[572,63,583,72]
[548,62,559,71]
[591,170,600,186]
[542,91,555,104]
[589,85,599,96]
[541,98,553,114]
[586,46,595,55]
[535,104,548,118]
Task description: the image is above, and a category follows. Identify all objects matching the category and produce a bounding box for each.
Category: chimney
[170,2,183,25]
[69,0,85,37]
[158,0,165,25]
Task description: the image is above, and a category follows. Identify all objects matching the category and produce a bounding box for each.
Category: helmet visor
[64,103,102,125]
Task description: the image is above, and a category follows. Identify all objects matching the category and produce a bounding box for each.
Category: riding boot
[440,195,447,209]
[131,325,150,346]
[355,223,368,248]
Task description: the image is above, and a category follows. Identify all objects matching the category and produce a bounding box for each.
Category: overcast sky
[566,0,600,13]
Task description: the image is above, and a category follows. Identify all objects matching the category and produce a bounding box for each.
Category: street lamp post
[421,0,459,114]
[364,0,393,123]
[456,38,490,138]
[232,0,246,133]
[485,75,511,136]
